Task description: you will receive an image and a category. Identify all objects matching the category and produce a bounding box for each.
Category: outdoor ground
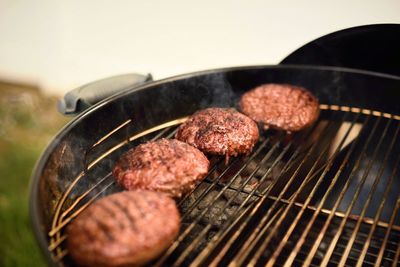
[0,82,70,266]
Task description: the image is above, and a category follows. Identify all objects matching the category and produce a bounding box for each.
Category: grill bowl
[29,65,400,266]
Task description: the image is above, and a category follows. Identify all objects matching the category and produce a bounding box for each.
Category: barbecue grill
[30,25,400,266]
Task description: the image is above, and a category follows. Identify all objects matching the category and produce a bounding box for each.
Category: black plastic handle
[57,73,152,115]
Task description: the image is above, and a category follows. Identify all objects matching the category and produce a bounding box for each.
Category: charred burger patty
[175,107,259,159]
[239,83,320,132]
[67,190,180,267]
[113,139,209,198]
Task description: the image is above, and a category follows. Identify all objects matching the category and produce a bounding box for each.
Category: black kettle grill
[30,24,400,266]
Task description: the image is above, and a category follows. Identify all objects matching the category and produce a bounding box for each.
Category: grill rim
[29,65,400,266]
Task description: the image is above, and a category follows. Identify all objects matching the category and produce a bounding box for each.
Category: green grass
[0,83,69,267]
[0,142,47,267]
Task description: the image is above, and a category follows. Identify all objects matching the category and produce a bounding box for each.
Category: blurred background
[0,0,399,266]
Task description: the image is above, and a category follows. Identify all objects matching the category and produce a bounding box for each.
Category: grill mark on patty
[93,217,114,241]
[98,201,129,230]
[124,194,146,218]
[109,198,138,232]
[96,202,116,217]
[82,230,95,243]
[133,195,147,217]
[67,191,181,267]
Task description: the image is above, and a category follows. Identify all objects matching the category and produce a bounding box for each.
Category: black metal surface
[280,24,400,77]
[57,73,152,115]
[29,65,400,266]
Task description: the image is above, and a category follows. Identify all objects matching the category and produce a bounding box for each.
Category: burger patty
[113,139,209,198]
[239,83,320,132]
[175,108,259,160]
[67,190,180,267]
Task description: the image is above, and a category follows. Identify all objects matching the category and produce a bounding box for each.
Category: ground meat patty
[113,139,209,198]
[175,108,259,160]
[67,190,180,267]
[239,83,320,132]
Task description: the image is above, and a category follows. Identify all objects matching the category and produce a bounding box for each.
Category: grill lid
[280,24,400,77]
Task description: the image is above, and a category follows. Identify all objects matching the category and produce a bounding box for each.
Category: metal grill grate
[47,105,400,267]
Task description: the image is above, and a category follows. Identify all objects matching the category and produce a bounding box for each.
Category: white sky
[0,0,399,94]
